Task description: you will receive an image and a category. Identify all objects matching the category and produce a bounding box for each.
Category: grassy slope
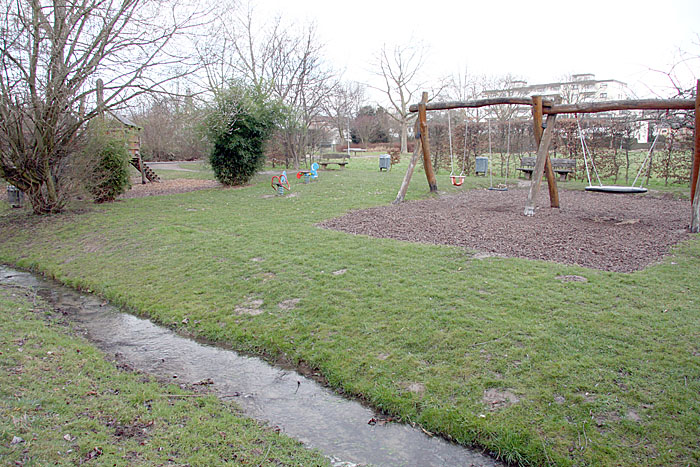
[1,159,699,466]
[0,286,328,465]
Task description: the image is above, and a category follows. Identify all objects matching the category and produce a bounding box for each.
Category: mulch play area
[320,188,692,272]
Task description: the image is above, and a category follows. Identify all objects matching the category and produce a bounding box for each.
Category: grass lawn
[1,157,699,466]
[0,285,327,465]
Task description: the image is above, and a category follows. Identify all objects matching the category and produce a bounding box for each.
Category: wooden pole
[546,98,695,114]
[691,80,700,205]
[393,120,423,204]
[408,97,694,114]
[691,80,700,232]
[533,96,559,208]
[691,178,700,233]
[532,96,544,145]
[418,92,438,192]
[524,114,557,216]
[409,97,539,113]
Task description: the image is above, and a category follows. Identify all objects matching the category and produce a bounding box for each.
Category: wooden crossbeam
[409,97,695,114]
[545,98,695,114]
[409,97,543,113]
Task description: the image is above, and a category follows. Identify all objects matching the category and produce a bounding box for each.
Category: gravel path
[320,188,691,272]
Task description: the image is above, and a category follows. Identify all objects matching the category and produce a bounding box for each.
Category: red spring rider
[271,171,290,195]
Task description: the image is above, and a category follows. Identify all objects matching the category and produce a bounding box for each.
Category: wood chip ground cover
[320,188,690,272]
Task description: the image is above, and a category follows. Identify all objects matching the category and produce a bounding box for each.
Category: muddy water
[0,266,502,467]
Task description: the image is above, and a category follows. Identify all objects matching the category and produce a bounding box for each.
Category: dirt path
[119,178,222,199]
[320,188,691,272]
[145,161,199,172]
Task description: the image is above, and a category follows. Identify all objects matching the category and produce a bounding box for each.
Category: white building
[482,73,633,105]
[482,74,648,141]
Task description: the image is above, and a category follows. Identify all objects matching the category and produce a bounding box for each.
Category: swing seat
[450,175,464,186]
[585,185,647,194]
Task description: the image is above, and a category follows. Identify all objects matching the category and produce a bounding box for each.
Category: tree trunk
[400,124,408,153]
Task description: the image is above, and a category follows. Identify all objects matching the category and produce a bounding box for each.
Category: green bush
[207,86,284,186]
[86,130,131,203]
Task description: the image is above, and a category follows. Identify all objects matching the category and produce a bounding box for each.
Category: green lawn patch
[0,285,327,465]
[1,163,699,466]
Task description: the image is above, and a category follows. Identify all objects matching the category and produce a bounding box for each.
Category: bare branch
[0,0,209,213]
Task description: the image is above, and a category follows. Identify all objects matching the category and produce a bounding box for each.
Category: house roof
[107,111,141,130]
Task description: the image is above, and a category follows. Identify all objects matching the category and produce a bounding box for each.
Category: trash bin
[379,154,391,171]
[7,185,24,208]
[475,157,488,176]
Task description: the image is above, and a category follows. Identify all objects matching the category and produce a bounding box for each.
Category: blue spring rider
[296,163,319,184]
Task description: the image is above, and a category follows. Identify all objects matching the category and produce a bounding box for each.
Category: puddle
[0,266,502,467]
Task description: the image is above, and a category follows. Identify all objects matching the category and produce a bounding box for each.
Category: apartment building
[482,73,633,105]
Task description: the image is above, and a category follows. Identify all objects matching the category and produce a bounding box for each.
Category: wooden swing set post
[418,92,438,193]
[532,96,559,208]
[691,79,700,233]
[524,113,557,216]
[393,119,423,204]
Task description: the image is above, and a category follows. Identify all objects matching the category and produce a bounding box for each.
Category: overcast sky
[258,0,699,101]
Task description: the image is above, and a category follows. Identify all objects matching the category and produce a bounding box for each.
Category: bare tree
[374,42,439,153]
[133,93,209,161]
[648,34,699,100]
[200,4,338,168]
[0,0,204,213]
[446,67,483,101]
[273,27,337,168]
[479,74,524,121]
[323,80,365,143]
[351,106,376,147]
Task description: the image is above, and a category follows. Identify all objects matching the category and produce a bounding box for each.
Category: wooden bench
[516,157,576,181]
[319,153,349,169]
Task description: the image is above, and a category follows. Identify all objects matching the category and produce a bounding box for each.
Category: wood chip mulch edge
[319,188,691,272]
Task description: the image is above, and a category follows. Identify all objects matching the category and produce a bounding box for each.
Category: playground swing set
[393,84,700,232]
[576,115,659,194]
[486,117,510,192]
[447,111,466,187]
[446,110,512,190]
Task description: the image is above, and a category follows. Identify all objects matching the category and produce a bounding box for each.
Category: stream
[0,266,502,467]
